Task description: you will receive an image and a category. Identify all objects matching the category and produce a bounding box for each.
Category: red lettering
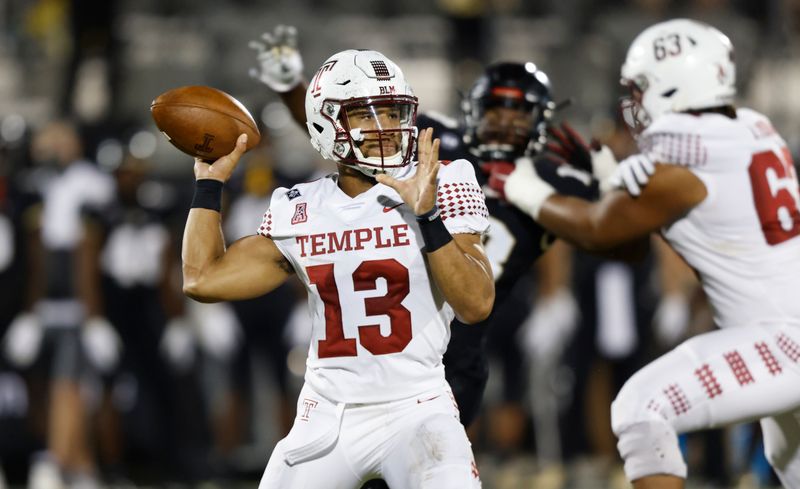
[296,236,310,257]
[310,234,326,256]
[301,226,411,257]
[374,226,392,248]
[327,230,353,253]
[354,228,372,250]
[392,224,410,246]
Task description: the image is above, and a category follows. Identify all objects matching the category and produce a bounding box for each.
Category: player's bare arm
[537,164,707,252]
[378,128,495,323]
[281,82,308,127]
[182,134,294,302]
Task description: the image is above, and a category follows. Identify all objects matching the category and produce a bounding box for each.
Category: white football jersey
[258,160,489,403]
[640,108,800,329]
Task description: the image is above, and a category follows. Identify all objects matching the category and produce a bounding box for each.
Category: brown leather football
[150,85,261,161]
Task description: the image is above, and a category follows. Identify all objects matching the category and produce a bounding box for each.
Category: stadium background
[0,0,796,488]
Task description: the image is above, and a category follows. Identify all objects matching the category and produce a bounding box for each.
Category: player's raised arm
[249,24,308,128]
[378,128,495,324]
[182,134,294,302]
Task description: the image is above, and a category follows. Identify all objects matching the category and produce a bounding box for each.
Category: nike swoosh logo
[417,395,441,404]
[383,203,403,213]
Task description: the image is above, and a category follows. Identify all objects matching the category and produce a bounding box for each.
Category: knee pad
[761,412,800,487]
[611,384,686,481]
[615,421,687,481]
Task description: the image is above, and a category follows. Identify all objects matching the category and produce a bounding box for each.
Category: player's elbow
[182,281,213,303]
[457,291,494,324]
[182,270,219,303]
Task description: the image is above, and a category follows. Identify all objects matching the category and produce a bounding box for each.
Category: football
[150,85,261,161]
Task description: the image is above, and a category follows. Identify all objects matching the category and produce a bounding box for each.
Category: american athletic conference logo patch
[291,203,308,224]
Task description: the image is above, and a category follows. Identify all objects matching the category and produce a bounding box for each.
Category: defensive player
[182,49,493,488]
[503,19,800,488]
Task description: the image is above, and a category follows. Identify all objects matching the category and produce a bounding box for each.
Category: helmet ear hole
[312,122,324,134]
[662,88,677,98]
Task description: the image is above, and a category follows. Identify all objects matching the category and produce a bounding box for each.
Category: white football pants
[259,382,481,489]
[611,323,800,487]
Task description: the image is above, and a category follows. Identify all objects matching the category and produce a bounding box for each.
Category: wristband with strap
[416,207,452,253]
[415,205,441,222]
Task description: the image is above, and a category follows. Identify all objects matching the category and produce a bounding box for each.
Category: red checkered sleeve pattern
[435,160,490,235]
[437,181,489,222]
[258,209,273,238]
[639,131,708,168]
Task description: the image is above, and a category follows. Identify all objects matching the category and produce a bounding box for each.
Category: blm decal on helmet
[370,60,391,80]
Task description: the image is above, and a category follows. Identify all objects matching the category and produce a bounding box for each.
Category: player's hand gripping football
[194,134,248,183]
[376,127,440,216]
[249,25,304,93]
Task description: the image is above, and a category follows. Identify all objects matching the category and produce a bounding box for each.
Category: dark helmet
[462,62,554,161]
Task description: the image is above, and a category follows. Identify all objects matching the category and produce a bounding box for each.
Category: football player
[503,18,800,489]
[182,49,493,488]
[249,27,652,435]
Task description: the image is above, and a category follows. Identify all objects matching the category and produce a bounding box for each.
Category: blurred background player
[3,120,115,488]
[85,151,212,482]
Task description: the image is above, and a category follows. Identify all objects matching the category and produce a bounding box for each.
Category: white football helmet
[620,19,736,133]
[305,49,418,177]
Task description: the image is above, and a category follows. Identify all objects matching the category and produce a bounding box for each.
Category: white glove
[601,154,656,197]
[505,157,556,219]
[519,289,579,362]
[248,25,304,93]
[653,294,690,347]
[590,145,618,183]
[192,302,242,361]
[2,312,44,368]
[159,317,196,372]
[81,317,122,373]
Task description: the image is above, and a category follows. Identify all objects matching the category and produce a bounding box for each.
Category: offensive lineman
[182,49,492,488]
[503,19,800,488]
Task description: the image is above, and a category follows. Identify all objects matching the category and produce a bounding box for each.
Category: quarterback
[505,19,800,489]
[181,49,493,488]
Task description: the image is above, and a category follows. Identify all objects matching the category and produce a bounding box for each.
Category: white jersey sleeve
[435,158,490,236]
[638,113,712,168]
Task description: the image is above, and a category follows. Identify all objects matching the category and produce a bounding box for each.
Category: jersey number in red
[748,148,800,245]
[307,259,412,358]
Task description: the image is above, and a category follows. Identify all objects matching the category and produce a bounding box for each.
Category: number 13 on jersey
[307,259,413,358]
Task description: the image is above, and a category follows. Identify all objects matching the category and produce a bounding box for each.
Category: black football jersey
[418,111,598,301]
[420,111,598,425]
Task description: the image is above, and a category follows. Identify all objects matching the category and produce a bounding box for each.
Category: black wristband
[415,205,441,222]
[417,210,453,253]
[191,179,224,212]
